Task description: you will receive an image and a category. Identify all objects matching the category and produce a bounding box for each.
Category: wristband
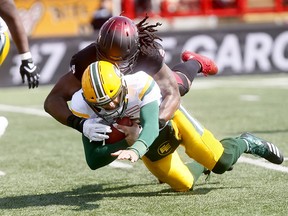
[67,115,85,132]
[20,52,32,60]
[128,139,148,158]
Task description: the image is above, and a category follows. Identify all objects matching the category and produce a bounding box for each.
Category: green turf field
[0,74,287,216]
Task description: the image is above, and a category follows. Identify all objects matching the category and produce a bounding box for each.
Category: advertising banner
[0,24,287,87]
[14,0,99,37]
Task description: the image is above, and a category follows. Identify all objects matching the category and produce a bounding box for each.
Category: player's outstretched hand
[83,118,111,142]
[111,150,139,163]
[20,58,40,89]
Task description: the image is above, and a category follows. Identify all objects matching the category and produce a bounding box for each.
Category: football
[105,117,133,144]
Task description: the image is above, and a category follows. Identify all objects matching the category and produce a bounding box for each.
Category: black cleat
[240,132,284,164]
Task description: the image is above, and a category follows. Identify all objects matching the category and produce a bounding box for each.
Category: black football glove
[20,58,40,89]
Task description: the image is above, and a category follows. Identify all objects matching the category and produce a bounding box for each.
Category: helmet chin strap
[119,50,139,74]
[81,70,129,124]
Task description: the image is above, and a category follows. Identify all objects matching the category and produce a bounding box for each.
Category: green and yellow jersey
[71,71,162,157]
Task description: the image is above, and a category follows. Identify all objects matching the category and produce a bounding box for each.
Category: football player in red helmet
[44,15,217,137]
[95,16,140,74]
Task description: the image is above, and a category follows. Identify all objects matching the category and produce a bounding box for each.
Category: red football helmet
[96,16,140,74]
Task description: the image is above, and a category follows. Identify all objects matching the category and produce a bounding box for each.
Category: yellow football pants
[142,106,224,192]
[0,31,10,65]
[143,150,194,192]
[175,106,224,170]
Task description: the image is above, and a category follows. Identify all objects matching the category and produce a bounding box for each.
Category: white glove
[83,118,112,141]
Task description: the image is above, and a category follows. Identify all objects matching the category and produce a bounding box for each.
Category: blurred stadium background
[1,1,288,215]
[0,0,288,86]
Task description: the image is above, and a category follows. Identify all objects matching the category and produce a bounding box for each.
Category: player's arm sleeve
[82,135,129,170]
[127,101,159,158]
[144,41,165,77]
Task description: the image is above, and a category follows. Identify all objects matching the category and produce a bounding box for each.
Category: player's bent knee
[212,152,234,174]
[172,183,193,192]
[142,153,194,192]
[159,174,193,192]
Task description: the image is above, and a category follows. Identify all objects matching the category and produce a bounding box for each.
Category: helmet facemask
[81,61,129,123]
[96,45,139,74]
[82,81,128,123]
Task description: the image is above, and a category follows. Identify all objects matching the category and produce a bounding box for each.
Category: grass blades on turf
[0,74,287,216]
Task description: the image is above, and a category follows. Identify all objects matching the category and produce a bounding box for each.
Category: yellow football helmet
[82,61,128,120]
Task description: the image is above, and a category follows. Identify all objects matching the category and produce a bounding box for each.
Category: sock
[235,137,249,153]
[186,160,205,183]
[241,139,250,153]
[172,72,189,96]
[172,60,201,83]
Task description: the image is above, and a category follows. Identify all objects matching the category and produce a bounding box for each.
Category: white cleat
[0,116,8,138]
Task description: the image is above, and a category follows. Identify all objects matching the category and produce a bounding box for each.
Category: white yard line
[0,104,287,173]
[192,76,288,89]
[109,161,133,169]
[0,104,50,176]
[0,104,50,117]
[0,161,133,177]
[238,156,288,173]
[0,104,133,172]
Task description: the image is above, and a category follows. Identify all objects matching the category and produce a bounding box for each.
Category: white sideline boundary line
[0,104,50,117]
[0,104,133,171]
[0,104,50,177]
[0,161,133,177]
[0,104,287,173]
[192,76,288,89]
[109,161,133,169]
[238,156,288,173]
